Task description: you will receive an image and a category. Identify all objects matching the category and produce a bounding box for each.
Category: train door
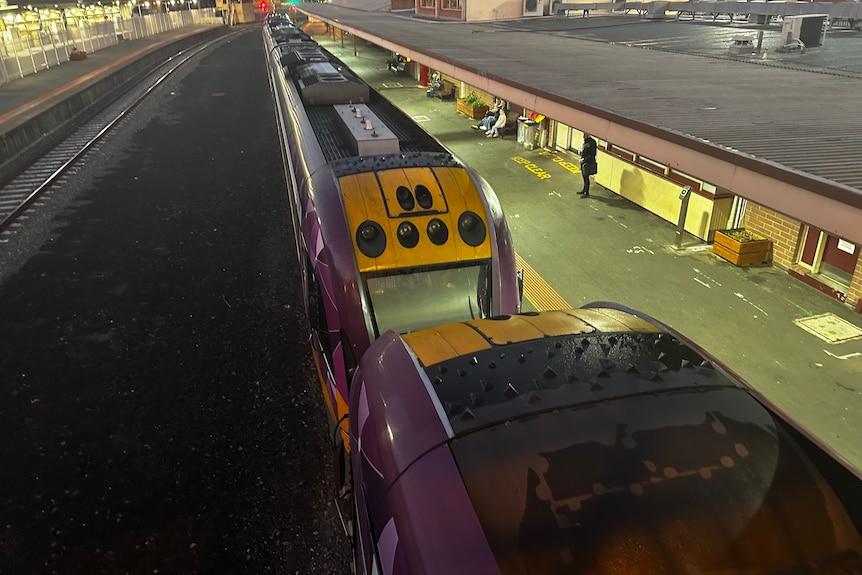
[303,254,354,457]
[304,257,336,409]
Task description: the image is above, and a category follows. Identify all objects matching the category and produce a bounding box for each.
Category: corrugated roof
[296,5,862,206]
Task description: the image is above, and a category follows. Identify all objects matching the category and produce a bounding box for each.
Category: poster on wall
[523,0,543,16]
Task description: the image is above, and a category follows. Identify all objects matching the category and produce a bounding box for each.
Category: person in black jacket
[578,133,597,197]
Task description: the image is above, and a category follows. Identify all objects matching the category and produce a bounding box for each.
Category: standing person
[578,133,597,197]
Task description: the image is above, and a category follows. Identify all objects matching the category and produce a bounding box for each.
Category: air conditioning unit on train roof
[277,43,327,68]
[295,63,370,106]
[781,14,828,50]
[333,104,400,157]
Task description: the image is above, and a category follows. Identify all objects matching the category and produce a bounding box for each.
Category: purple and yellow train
[263,16,520,458]
[264,16,862,575]
[351,304,862,574]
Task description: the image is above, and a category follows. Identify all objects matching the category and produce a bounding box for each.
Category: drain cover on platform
[794,313,862,344]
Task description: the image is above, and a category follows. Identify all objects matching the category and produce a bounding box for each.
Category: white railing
[672,1,862,26]
[549,0,862,27]
[0,10,221,87]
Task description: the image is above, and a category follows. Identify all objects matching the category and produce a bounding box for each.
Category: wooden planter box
[712,228,772,267]
[456,99,488,119]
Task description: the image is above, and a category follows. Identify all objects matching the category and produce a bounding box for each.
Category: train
[263,14,862,574]
[261,14,521,469]
[350,304,862,574]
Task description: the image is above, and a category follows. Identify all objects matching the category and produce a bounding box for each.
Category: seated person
[486,110,508,138]
[472,99,505,132]
[426,73,442,98]
[388,54,407,73]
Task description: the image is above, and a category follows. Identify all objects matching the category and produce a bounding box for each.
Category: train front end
[340,153,516,338]
[350,307,862,574]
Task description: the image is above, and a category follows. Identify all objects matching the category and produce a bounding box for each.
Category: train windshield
[366,262,490,336]
[451,386,862,574]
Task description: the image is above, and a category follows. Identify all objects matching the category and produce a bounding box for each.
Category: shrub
[463,92,483,107]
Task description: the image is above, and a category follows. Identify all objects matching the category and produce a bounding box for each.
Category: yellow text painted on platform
[512,157,552,180]
[537,150,581,174]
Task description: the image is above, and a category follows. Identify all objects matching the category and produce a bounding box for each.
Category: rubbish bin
[517,112,544,149]
[522,122,537,149]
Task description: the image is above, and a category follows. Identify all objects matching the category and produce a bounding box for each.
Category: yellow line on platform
[515,252,571,312]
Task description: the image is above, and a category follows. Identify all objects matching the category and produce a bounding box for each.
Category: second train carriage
[350,305,862,574]
[262,17,521,456]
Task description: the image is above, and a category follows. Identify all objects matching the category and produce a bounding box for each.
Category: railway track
[0,32,236,238]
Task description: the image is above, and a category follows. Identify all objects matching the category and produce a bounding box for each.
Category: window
[606,144,635,161]
[634,155,666,177]
[365,262,491,336]
[667,168,702,193]
[442,0,461,9]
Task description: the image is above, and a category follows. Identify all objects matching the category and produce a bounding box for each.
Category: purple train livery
[262,14,521,476]
[350,305,862,574]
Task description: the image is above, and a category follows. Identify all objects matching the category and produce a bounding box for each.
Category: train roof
[266,26,449,163]
[402,308,722,435]
[355,308,862,573]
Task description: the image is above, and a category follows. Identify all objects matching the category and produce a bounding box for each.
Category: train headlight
[427,218,449,245]
[397,222,420,248]
[415,185,434,209]
[395,186,415,211]
[356,220,386,257]
[458,211,486,247]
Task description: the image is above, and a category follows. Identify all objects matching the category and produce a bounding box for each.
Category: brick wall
[741,203,802,268]
[743,202,861,312]
[848,255,862,311]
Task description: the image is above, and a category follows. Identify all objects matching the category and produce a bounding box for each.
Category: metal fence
[1,10,222,87]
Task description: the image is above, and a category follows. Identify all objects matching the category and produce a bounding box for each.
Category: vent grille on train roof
[295,62,369,106]
[308,107,354,162]
[307,104,444,163]
[317,73,347,82]
[365,100,446,154]
[277,43,327,68]
[270,29,308,43]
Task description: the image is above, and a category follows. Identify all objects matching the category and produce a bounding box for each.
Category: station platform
[1,24,860,474]
[0,25,225,172]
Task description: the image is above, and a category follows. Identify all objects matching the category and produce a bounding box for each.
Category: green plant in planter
[713,228,772,267]
[724,229,763,242]
[463,92,483,107]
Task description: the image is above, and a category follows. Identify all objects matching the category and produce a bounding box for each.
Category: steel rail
[0,32,236,236]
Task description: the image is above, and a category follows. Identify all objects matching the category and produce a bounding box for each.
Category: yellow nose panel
[402,322,493,367]
[341,167,492,273]
[402,309,663,367]
[377,168,447,217]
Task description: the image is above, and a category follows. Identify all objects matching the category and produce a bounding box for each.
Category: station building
[305,1,862,312]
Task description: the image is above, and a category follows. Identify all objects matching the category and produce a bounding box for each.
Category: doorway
[797,226,859,297]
